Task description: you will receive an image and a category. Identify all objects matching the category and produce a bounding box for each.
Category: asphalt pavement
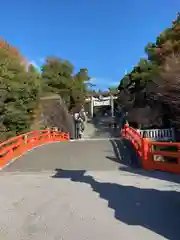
[1,116,180,240]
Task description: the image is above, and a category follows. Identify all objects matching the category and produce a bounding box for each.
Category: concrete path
[82,120,97,139]
[1,139,180,240]
[83,115,120,139]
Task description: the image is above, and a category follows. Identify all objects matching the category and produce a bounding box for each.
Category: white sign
[93,100,110,106]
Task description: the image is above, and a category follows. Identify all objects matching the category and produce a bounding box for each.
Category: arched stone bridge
[0,119,180,240]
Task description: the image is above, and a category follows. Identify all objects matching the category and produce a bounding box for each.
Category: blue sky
[0,0,180,90]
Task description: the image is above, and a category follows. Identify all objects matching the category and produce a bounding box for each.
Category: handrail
[122,124,180,174]
[121,124,143,157]
[0,130,69,169]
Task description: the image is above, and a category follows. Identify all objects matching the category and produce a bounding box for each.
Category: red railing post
[141,138,152,170]
[16,136,25,155]
[123,123,128,137]
[177,144,180,165]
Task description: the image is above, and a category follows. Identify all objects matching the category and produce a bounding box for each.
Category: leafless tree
[154,54,180,128]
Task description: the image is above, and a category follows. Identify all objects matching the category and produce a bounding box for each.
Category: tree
[108,86,118,94]
[145,13,180,64]
[154,54,180,128]
[118,13,180,129]
[41,57,73,96]
[42,57,90,110]
[0,41,41,140]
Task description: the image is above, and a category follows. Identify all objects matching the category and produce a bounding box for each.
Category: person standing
[73,112,80,138]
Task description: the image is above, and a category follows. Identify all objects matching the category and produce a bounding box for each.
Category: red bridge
[0,125,180,239]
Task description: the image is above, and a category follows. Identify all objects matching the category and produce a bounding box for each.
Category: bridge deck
[3,139,124,172]
[1,138,180,240]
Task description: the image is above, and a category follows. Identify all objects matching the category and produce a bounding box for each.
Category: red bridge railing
[0,130,69,169]
[122,124,180,174]
[1,125,180,174]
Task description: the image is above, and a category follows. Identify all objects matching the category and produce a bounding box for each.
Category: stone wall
[34,96,75,138]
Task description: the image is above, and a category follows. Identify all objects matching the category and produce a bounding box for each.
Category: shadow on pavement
[52,169,180,240]
[108,138,180,184]
[109,138,141,167]
[119,165,180,184]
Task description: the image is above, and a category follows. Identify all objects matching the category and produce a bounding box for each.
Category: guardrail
[138,128,175,141]
[0,130,69,169]
[122,124,180,174]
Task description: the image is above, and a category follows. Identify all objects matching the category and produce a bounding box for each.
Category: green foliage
[41,57,73,95]
[0,46,42,140]
[41,57,90,110]
[120,13,180,90]
[70,69,88,105]
[108,86,118,94]
[119,13,180,99]
[0,39,91,141]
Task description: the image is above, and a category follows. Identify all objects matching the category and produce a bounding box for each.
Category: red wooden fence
[122,124,180,174]
[0,130,69,169]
